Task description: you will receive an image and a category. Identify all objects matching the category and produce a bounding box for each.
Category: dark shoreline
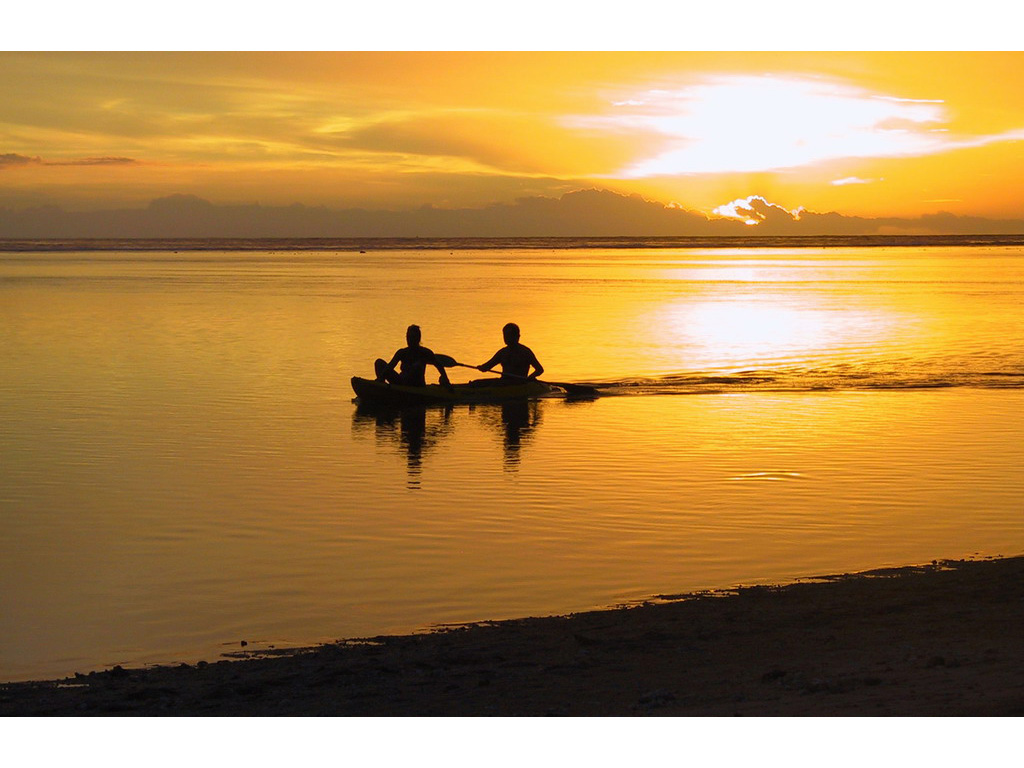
[3,555,1023,716]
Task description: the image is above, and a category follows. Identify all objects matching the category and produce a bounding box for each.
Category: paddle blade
[436,354,477,369]
[548,381,599,398]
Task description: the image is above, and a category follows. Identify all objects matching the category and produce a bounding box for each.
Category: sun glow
[577,75,957,177]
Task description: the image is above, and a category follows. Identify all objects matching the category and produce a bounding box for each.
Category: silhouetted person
[353,401,455,490]
[499,399,539,469]
[375,325,451,388]
[477,322,544,381]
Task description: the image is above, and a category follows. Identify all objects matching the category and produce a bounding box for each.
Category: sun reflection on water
[647,296,902,372]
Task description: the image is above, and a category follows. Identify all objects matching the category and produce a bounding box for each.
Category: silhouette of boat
[351,376,556,406]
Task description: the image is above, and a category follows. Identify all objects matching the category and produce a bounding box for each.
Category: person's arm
[530,358,544,379]
[429,352,452,387]
[527,348,544,379]
[382,349,402,374]
[477,349,502,372]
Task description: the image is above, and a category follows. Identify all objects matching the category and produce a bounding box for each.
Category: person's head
[502,322,520,344]
[406,324,422,346]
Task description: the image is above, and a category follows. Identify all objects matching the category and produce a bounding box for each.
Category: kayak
[351,376,556,406]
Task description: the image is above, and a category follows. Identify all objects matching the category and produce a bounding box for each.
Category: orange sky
[3,50,1024,222]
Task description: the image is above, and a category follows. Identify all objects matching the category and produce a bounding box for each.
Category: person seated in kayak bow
[476,323,544,382]
[375,325,452,388]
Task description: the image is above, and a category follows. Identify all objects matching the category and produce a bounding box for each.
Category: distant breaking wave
[4,234,1024,252]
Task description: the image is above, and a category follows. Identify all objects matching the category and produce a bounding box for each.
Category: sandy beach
[2,555,1023,716]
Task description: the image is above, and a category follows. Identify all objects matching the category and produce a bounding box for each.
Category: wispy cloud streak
[1,153,139,169]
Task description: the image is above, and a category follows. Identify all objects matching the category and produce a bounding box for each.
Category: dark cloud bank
[3,189,1024,239]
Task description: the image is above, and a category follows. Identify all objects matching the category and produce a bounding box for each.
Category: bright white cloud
[831,176,876,185]
[712,198,761,223]
[712,195,803,225]
[569,74,1024,177]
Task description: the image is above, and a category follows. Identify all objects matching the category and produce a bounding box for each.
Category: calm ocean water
[2,237,1023,681]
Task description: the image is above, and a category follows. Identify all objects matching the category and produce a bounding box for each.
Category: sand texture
[3,556,1023,716]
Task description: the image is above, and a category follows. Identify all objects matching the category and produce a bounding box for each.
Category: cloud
[3,189,1024,238]
[831,176,876,186]
[46,156,139,167]
[712,195,803,225]
[1,153,139,169]
[0,153,42,168]
[326,110,637,176]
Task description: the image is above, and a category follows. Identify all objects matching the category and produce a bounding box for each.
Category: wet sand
[3,556,1023,716]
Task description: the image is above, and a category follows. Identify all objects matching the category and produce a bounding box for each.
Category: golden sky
[3,50,1024,222]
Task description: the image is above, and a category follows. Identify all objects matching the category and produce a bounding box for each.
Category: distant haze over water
[4,233,1024,252]
[5,190,1024,240]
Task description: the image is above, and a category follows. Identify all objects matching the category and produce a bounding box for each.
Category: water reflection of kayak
[350,376,556,406]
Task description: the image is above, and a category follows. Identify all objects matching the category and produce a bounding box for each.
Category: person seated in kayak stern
[476,323,544,382]
[375,325,452,388]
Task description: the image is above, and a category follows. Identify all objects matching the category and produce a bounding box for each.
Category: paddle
[434,354,598,398]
